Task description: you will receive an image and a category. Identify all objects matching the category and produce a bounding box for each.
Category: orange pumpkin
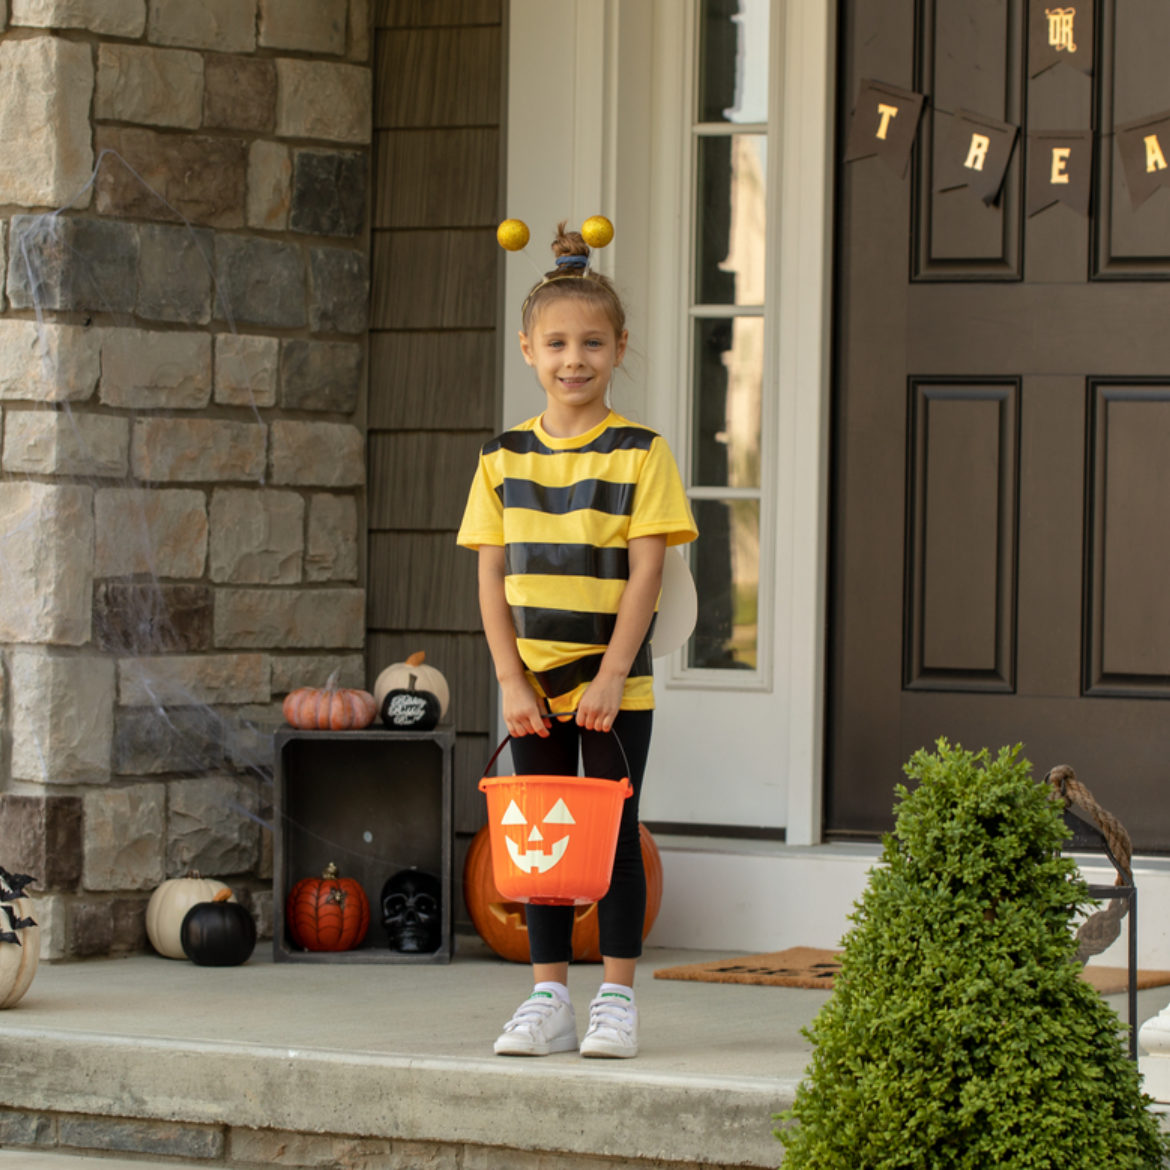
[282,669,377,731]
[286,862,370,951]
[463,823,662,963]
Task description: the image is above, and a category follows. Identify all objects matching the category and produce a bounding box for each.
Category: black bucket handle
[481,713,631,782]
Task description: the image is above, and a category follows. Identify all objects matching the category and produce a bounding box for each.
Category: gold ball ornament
[496,219,530,251]
[581,215,614,249]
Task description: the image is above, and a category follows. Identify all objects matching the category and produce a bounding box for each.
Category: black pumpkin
[180,889,256,966]
[380,679,441,730]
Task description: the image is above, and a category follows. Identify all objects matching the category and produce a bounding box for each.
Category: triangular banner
[1028,0,1094,77]
[1027,130,1093,217]
[1115,109,1170,210]
[937,109,1020,205]
[844,79,926,176]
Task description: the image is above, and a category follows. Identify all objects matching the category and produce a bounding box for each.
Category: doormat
[653,947,1170,996]
[653,947,842,989]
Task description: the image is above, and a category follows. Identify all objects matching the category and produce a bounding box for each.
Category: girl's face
[519,299,628,435]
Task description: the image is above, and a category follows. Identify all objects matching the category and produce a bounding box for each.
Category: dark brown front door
[829,0,1170,848]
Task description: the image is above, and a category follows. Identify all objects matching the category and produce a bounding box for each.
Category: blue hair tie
[555,254,589,269]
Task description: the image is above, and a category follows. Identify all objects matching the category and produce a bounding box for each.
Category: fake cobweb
[0,150,409,900]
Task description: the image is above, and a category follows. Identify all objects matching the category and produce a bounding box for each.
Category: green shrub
[776,740,1170,1169]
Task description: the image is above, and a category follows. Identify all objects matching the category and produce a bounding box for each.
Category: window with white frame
[682,0,772,677]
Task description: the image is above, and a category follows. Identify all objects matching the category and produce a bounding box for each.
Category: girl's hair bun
[551,220,589,261]
[520,221,627,337]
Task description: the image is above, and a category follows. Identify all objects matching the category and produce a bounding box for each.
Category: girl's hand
[576,670,625,733]
[500,674,550,738]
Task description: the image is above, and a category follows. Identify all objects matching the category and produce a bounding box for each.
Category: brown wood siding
[368,1,504,884]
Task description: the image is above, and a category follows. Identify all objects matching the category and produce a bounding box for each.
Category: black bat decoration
[0,867,36,902]
[1,904,36,932]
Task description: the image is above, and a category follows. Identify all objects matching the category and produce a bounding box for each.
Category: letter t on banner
[844,79,926,177]
[1026,130,1093,216]
[1116,110,1170,210]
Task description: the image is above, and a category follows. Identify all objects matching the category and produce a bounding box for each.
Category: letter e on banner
[1026,129,1092,216]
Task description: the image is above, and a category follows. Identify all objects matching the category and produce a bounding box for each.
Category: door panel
[829,0,1170,848]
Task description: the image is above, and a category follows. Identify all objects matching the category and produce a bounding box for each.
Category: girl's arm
[576,533,668,732]
[477,545,550,738]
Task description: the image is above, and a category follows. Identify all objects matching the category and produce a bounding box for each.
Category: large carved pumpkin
[463,823,662,963]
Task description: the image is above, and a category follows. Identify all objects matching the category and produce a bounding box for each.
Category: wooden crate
[273,725,455,963]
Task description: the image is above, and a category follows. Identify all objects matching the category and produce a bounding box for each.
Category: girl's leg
[492,718,581,1056]
[582,710,653,972]
[578,710,652,1058]
[508,719,579,972]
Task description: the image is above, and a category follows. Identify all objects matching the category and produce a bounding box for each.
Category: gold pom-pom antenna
[581,215,614,249]
[496,218,530,252]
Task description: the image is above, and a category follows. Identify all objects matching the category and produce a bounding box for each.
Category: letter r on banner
[964,134,991,172]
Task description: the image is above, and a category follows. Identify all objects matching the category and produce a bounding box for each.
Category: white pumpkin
[146,872,234,960]
[374,651,450,719]
[0,891,39,1010]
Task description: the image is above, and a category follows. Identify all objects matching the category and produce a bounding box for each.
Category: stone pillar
[1139,1001,1170,1103]
[0,0,373,959]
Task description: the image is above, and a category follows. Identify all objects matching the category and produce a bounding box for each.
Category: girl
[457,222,697,1058]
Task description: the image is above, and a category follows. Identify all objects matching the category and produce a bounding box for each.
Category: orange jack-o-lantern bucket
[478,731,632,906]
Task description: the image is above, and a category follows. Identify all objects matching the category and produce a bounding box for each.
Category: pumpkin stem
[185,870,203,879]
[406,651,426,667]
[324,668,341,692]
[408,672,417,690]
[323,862,339,879]
[213,888,233,903]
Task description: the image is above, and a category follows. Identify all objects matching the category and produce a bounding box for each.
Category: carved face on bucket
[501,796,575,873]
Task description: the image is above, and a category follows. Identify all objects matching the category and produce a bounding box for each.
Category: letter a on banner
[1026,130,1093,216]
[1116,110,1170,209]
[843,79,925,176]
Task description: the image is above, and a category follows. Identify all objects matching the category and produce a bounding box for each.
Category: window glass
[695,134,768,305]
[687,499,760,670]
[682,0,770,677]
[697,0,771,124]
[692,316,763,488]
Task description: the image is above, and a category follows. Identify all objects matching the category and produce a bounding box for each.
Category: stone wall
[0,0,373,959]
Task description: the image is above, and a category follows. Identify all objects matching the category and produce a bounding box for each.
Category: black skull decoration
[381,868,442,953]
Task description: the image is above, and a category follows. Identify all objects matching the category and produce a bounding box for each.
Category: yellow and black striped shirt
[457,411,697,713]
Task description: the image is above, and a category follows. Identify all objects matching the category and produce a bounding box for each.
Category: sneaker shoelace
[503,995,561,1034]
[588,997,634,1037]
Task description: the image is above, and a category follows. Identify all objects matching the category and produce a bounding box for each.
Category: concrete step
[0,1154,211,1169]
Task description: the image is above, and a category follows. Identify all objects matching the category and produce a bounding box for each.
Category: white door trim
[504,0,836,842]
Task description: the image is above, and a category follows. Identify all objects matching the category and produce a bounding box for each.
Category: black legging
[509,710,653,965]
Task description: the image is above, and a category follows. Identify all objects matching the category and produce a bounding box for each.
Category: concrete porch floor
[0,933,1164,1169]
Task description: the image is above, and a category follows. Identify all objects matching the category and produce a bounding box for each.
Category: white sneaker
[580,990,638,1058]
[493,991,578,1056]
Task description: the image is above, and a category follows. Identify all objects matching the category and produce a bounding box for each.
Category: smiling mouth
[505,835,570,874]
